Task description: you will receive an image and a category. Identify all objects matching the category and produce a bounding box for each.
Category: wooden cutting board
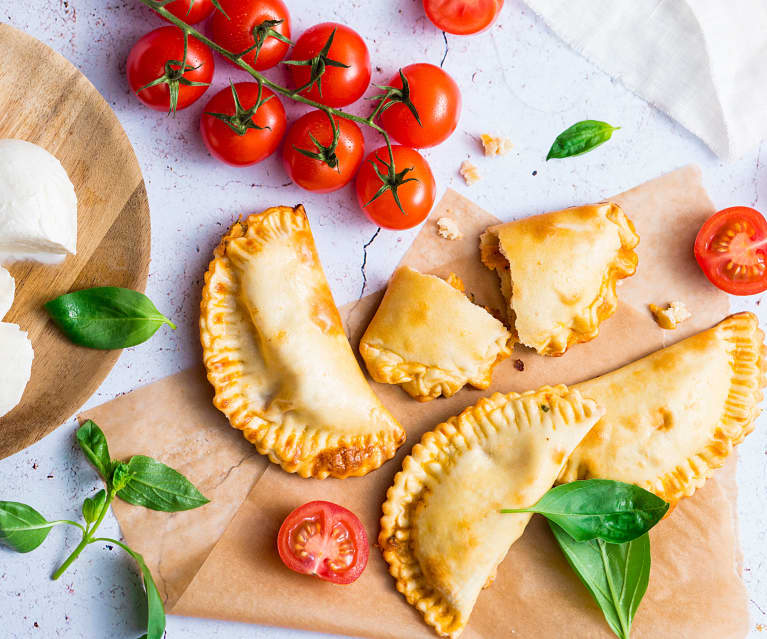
[0,23,151,459]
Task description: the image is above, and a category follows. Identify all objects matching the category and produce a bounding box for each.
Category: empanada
[359,266,513,401]
[560,312,766,505]
[380,386,604,638]
[480,202,639,356]
[200,206,405,479]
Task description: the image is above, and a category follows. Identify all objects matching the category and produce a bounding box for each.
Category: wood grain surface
[0,23,150,459]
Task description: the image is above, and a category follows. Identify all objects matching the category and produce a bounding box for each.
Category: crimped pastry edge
[379,385,601,638]
[200,205,405,479]
[480,202,640,356]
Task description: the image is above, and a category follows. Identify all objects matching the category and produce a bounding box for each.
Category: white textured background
[1,1,766,637]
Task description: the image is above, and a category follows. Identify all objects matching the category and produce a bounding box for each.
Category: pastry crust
[560,312,766,505]
[380,386,604,638]
[480,202,639,356]
[360,266,513,401]
[200,205,405,479]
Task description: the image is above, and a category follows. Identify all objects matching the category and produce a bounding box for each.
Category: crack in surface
[209,453,256,491]
[440,31,449,67]
[752,140,764,207]
[358,227,381,301]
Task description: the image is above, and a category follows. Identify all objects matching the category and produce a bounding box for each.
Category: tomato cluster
[127,0,465,230]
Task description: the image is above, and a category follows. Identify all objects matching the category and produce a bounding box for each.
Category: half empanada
[560,312,766,505]
[480,202,639,356]
[380,385,604,638]
[200,206,405,479]
[359,266,513,401]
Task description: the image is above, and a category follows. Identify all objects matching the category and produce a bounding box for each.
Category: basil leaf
[550,522,650,639]
[124,546,165,639]
[546,120,619,160]
[82,490,107,524]
[76,420,112,483]
[45,287,176,350]
[111,462,132,492]
[501,479,668,543]
[117,455,209,512]
[0,502,53,553]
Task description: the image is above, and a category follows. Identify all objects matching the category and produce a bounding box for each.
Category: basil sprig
[546,120,620,160]
[0,420,209,639]
[501,479,668,543]
[45,286,176,350]
[551,523,650,639]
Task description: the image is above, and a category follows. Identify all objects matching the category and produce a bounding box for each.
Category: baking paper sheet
[82,166,747,638]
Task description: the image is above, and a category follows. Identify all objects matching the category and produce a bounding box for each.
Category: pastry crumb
[480,134,513,156]
[437,217,463,240]
[459,160,481,186]
[649,301,691,330]
[445,273,465,292]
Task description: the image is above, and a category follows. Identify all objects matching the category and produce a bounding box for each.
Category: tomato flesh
[277,501,368,585]
[694,206,767,295]
[423,0,504,35]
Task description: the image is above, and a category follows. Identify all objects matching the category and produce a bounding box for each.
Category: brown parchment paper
[82,165,748,638]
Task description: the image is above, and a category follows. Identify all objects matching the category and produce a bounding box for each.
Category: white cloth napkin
[523,0,767,160]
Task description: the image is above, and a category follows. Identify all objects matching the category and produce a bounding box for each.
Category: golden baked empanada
[200,206,405,479]
[359,266,512,401]
[480,202,639,356]
[380,386,604,638]
[560,312,766,505]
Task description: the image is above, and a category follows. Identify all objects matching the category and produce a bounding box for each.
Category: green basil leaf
[111,462,132,492]
[82,490,107,524]
[125,546,165,639]
[0,502,53,553]
[501,479,668,543]
[45,287,176,350]
[546,120,619,160]
[76,420,112,482]
[550,522,650,639]
[117,455,209,512]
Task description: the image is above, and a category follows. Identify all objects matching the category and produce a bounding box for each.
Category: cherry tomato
[288,23,371,108]
[423,0,504,35]
[277,501,369,585]
[282,111,364,193]
[356,145,436,230]
[162,0,217,24]
[127,26,214,112]
[379,63,461,148]
[209,0,291,71]
[200,82,286,166]
[694,206,767,295]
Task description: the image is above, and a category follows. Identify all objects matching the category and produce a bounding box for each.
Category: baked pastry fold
[360,266,512,401]
[561,312,766,505]
[380,385,604,638]
[200,206,405,479]
[480,202,639,356]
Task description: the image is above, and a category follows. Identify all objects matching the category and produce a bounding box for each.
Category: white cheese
[0,322,34,418]
[0,139,77,263]
[437,217,463,240]
[0,266,13,320]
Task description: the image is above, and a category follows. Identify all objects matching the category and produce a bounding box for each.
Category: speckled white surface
[1,1,766,637]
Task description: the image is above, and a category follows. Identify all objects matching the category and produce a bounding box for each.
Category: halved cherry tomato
[288,23,371,108]
[209,0,291,71]
[162,0,217,24]
[694,206,767,295]
[356,145,436,230]
[127,26,214,112]
[200,82,286,166]
[423,0,504,35]
[277,501,369,585]
[379,63,461,148]
[282,110,364,193]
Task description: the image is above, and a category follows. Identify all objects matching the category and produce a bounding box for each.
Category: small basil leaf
[82,490,107,524]
[111,462,133,492]
[0,502,53,553]
[76,420,112,482]
[45,286,176,350]
[546,120,619,160]
[550,522,650,639]
[125,546,165,639]
[117,456,209,512]
[501,479,668,543]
